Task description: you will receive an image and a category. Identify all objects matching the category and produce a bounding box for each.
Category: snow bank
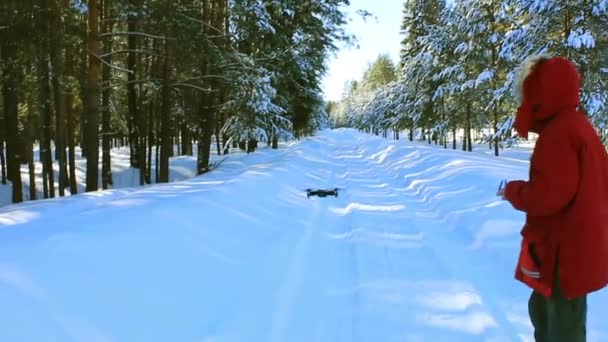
[0,145,252,208]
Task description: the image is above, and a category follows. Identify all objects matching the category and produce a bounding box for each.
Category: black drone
[306,188,340,198]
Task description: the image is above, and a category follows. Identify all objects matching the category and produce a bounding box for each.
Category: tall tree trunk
[159,31,173,183]
[127,0,140,168]
[51,6,69,196]
[272,135,278,149]
[462,132,467,151]
[493,105,499,157]
[139,109,147,185]
[182,120,193,156]
[197,0,214,172]
[146,104,153,184]
[0,140,6,185]
[2,41,23,202]
[0,83,6,185]
[85,0,101,192]
[37,24,55,199]
[452,128,456,150]
[176,126,181,156]
[52,74,68,196]
[26,93,37,201]
[64,0,76,195]
[136,100,146,182]
[466,101,473,152]
[101,0,114,189]
[197,101,213,174]
[215,121,222,155]
[101,69,112,189]
[66,50,78,194]
[137,23,148,185]
[80,17,88,159]
[155,136,160,182]
[490,40,500,157]
[141,129,148,184]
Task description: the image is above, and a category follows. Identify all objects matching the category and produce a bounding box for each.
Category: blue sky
[322,0,404,102]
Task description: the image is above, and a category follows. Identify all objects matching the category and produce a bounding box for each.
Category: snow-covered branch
[99,32,175,40]
[87,48,135,74]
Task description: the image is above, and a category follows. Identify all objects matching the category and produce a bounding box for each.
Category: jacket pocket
[520,239,542,279]
[528,243,542,268]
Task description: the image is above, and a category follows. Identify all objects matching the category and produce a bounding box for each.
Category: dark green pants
[528,270,587,342]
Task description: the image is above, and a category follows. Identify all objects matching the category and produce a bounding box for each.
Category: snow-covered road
[1,129,607,341]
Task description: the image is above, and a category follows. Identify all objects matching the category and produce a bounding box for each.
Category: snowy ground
[0,128,607,341]
[0,144,244,207]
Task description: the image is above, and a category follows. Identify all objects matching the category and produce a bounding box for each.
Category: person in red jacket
[497,55,608,341]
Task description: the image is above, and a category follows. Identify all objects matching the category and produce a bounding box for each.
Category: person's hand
[496,187,506,199]
[496,179,507,200]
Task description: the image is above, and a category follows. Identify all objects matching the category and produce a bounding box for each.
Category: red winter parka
[504,56,608,299]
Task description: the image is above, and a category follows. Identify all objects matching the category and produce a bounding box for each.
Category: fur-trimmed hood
[513,55,581,139]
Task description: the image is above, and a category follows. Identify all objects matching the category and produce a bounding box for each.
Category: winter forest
[0,0,350,204]
[330,0,608,155]
[1,0,608,206]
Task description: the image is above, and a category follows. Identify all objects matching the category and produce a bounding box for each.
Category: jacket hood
[513,56,581,139]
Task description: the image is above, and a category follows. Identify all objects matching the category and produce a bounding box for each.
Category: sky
[321,0,404,102]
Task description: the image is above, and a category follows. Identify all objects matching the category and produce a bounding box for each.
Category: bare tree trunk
[146,104,154,185]
[215,122,222,155]
[182,119,193,156]
[462,132,467,151]
[137,25,148,185]
[176,126,181,156]
[64,0,77,196]
[80,19,88,160]
[197,104,213,174]
[127,0,140,168]
[85,0,101,192]
[25,73,37,200]
[51,0,68,196]
[101,0,114,189]
[272,135,278,149]
[197,0,215,173]
[466,101,473,152]
[0,139,6,185]
[37,22,55,199]
[2,40,23,203]
[155,137,160,183]
[0,85,6,186]
[493,105,499,156]
[66,53,78,194]
[159,27,173,183]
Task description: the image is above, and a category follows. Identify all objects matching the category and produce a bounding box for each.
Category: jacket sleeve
[504,133,579,217]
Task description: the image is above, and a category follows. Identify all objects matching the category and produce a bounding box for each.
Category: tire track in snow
[332,143,362,341]
[267,198,317,342]
[329,139,449,341]
[267,136,357,342]
[355,138,523,340]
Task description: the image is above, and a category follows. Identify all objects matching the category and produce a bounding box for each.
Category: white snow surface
[1,128,607,341]
[0,145,230,207]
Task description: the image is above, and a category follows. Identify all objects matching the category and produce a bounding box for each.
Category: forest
[332,0,608,155]
[0,0,350,204]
